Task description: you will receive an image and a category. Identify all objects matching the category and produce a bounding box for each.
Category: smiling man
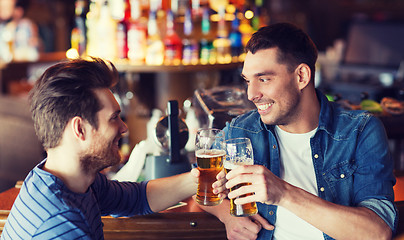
[200,23,397,240]
[0,58,207,239]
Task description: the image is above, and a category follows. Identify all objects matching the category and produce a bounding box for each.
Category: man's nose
[247,81,262,102]
[120,119,129,135]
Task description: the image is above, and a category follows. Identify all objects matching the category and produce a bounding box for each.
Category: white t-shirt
[273,126,324,240]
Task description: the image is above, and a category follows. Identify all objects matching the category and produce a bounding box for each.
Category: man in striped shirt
[1,58,220,239]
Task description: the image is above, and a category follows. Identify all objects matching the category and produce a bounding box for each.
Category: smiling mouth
[256,102,273,111]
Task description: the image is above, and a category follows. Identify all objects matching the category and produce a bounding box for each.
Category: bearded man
[1,58,216,239]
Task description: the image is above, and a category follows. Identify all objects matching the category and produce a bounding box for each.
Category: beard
[79,132,122,174]
[260,90,301,126]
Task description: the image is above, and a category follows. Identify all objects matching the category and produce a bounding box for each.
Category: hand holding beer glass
[195,128,225,206]
[224,137,258,217]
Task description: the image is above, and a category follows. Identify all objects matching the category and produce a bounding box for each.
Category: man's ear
[70,116,87,141]
[295,63,311,91]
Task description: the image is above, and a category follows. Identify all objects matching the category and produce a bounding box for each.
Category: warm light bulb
[66,48,80,59]
[245,10,254,20]
[226,4,236,14]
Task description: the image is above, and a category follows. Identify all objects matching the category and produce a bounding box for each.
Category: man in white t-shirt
[200,23,397,240]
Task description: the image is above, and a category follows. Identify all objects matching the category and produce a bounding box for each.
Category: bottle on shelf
[239,11,254,56]
[145,11,164,65]
[251,6,260,31]
[213,5,232,64]
[171,0,189,16]
[89,0,118,61]
[116,0,131,59]
[181,8,199,65]
[199,7,215,65]
[127,0,147,63]
[85,0,100,58]
[71,0,88,56]
[164,10,182,65]
[191,0,208,16]
[228,10,242,62]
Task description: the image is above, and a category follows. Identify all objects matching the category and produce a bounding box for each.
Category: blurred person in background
[0,0,40,62]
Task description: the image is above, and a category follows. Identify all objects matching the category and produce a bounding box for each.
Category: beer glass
[195,128,225,206]
[225,137,257,217]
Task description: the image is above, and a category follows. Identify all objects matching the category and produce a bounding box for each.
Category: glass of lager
[225,137,258,217]
[195,128,225,206]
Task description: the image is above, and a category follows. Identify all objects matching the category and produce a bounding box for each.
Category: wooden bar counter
[0,186,227,239]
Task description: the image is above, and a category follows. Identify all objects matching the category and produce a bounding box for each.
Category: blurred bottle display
[145,11,164,65]
[86,0,117,60]
[164,10,182,65]
[76,0,266,65]
[99,0,118,60]
[199,7,214,65]
[181,8,199,65]
[71,0,88,56]
[251,6,260,31]
[213,6,231,64]
[239,11,254,50]
[191,0,209,16]
[229,9,242,62]
[85,0,99,58]
[127,0,147,63]
[116,0,130,59]
[171,0,190,16]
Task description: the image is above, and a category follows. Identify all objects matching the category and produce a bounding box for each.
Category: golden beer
[195,149,225,206]
[225,166,257,217]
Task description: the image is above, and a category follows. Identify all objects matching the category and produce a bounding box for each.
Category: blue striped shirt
[1,159,152,239]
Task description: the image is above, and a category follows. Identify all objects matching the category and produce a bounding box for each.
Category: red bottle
[164,10,182,65]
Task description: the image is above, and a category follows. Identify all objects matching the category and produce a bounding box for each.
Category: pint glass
[225,137,257,217]
[195,128,225,206]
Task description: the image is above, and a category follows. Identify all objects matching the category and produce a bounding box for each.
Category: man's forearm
[281,184,392,240]
[146,172,197,212]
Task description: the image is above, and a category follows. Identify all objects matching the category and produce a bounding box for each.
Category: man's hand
[191,168,229,200]
[222,213,274,240]
[225,165,288,206]
[195,197,273,240]
[213,169,228,200]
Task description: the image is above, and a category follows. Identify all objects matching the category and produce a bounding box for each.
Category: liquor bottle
[199,7,214,65]
[164,10,182,65]
[182,8,199,65]
[213,6,231,64]
[116,0,130,59]
[145,11,164,65]
[239,12,254,54]
[71,0,87,56]
[85,0,100,57]
[127,0,147,63]
[228,10,242,62]
[251,6,260,31]
[172,0,189,16]
[191,0,201,16]
[191,0,208,16]
[95,0,118,60]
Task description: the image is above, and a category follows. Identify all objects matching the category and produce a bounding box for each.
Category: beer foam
[195,149,226,158]
[224,157,253,169]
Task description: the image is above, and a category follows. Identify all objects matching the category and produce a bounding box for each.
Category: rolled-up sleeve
[359,198,397,233]
[355,115,397,233]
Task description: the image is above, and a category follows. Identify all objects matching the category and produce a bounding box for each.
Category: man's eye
[259,78,270,82]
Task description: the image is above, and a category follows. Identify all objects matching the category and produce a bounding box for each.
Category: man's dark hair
[245,22,318,81]
[29,57,119,150]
